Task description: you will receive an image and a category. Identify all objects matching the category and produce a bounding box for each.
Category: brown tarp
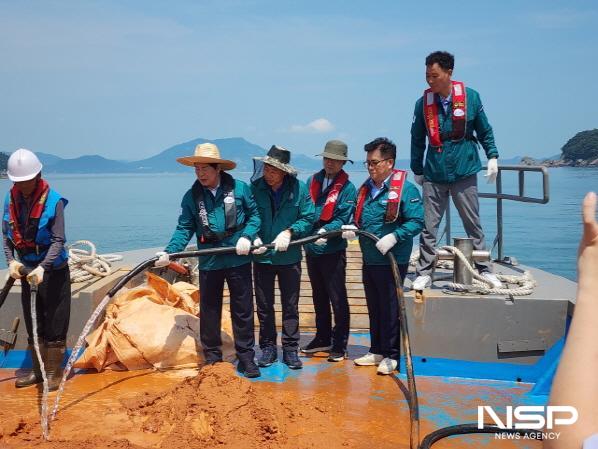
[74,273,235,371]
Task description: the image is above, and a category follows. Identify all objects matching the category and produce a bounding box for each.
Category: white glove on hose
[485,158,498,184]
[252,237,268,255]
[314,228,327,246]
[154,251,170,268]
[375,233,398,255]
[414,174,424,186]
[273,230,292,252]
[26,266,44,286]
[341,224,358,241]
[8,260,24,280]
[235,237,252,256]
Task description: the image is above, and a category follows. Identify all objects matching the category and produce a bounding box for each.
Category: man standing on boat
[155,143,262,378]
[342,138,424,375]
[411,51,502,291]
[301,140,357,362]
[251,146,315,370]
[2,148,71,390]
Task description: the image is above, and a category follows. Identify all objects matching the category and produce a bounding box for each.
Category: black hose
[103,230,419,445]
[419,424,543,448]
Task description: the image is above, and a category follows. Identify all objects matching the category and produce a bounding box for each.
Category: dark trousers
[199,263,256,363]
[21,266,71,344]
[306,251,350,351]
[253,262,301,350]
[362,263,408,360]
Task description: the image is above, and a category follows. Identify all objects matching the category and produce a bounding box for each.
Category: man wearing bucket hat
[250,145,315,369]
[156,142,262,378]
[342,137,424,375]
[301,140,357,362]
[2,148,71,390]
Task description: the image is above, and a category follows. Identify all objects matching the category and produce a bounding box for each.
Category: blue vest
[3,189,69,268]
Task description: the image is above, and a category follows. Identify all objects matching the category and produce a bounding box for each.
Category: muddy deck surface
[1,341,543,449]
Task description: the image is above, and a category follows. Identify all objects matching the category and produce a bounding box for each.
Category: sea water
[0,167,596,281]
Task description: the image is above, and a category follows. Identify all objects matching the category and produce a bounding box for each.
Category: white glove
[273,230,292,252]
[314,228,327,246]
[252,237,268,255]
[154,251,170,268]
[341,224,358,241]
[26,266,44,286]
[376,233,398,255]
[235,237,252,256]
[414,174,424,186]
[8,260,24,280]
[485,158,498,184]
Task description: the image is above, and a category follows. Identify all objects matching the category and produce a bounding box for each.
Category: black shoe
[204,358,223,366]
[300,337,332,354]
[257,346,277,367]
[283,350,303,369]
[327,349,348,362]
[238,360,261,379]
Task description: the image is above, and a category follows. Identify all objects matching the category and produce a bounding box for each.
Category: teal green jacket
[411,86,499,184]
[304,170,357,257]
[357,180,424,265]
[164,175,261,271]
[251,176,315,265]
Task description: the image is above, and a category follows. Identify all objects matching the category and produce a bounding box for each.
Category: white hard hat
[7,148,43,182]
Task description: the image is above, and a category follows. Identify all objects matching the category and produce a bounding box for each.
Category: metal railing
[440,165,550,262]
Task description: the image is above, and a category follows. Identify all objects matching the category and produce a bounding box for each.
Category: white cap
[7,148,43,182]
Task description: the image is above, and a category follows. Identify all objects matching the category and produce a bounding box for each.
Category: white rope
[67,240,123,283]
[439,245,536,296]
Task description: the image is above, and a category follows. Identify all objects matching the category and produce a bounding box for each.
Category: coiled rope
[67,240,123,283]
[439,245,536,295]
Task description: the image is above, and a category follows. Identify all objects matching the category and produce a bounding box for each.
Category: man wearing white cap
[2,148,71,390]
[156,142,262,378]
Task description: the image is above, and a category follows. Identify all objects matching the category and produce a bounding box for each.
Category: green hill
[561,129,598,162]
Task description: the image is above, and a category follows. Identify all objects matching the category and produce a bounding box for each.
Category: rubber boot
[15,343,44,388]
[45,341,66,392]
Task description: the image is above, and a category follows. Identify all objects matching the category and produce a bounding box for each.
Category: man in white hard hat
[2,148,71,390]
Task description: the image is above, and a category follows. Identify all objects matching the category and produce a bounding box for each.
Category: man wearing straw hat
[155,142,262,378]
[250,145,315,370]
[301,140,357,362]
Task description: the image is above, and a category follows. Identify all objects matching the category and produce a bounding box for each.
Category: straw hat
[315,140,353,163]
[253,145,297,175]
[176,143,236,170]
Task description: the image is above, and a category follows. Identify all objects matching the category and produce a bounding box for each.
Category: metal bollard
[436,238,491,285]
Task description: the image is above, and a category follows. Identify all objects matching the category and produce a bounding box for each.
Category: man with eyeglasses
[411,51,502,291]
[342,137,423,375]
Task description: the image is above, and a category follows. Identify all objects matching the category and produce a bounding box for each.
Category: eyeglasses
[363,158,392,168]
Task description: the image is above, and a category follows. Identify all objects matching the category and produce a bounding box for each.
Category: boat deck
[0,333,544,449]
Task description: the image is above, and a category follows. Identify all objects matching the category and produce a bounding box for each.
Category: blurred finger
[582,192,597,235]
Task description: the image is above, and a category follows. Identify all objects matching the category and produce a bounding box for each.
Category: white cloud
[289,118,335,134]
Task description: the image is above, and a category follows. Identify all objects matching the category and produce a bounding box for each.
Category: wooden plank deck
[223,242,404,331]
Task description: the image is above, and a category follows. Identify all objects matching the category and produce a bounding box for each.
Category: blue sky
[0,0,596,161]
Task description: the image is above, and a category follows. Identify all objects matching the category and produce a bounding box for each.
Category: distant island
[521,129,598,167]
[0,137,326,175]
[2,130,595,176]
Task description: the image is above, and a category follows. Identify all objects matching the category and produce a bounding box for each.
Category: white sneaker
[412,275,431,290]
[353,352,384,366]
[376,357,398,375]
[481,272,503,288]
